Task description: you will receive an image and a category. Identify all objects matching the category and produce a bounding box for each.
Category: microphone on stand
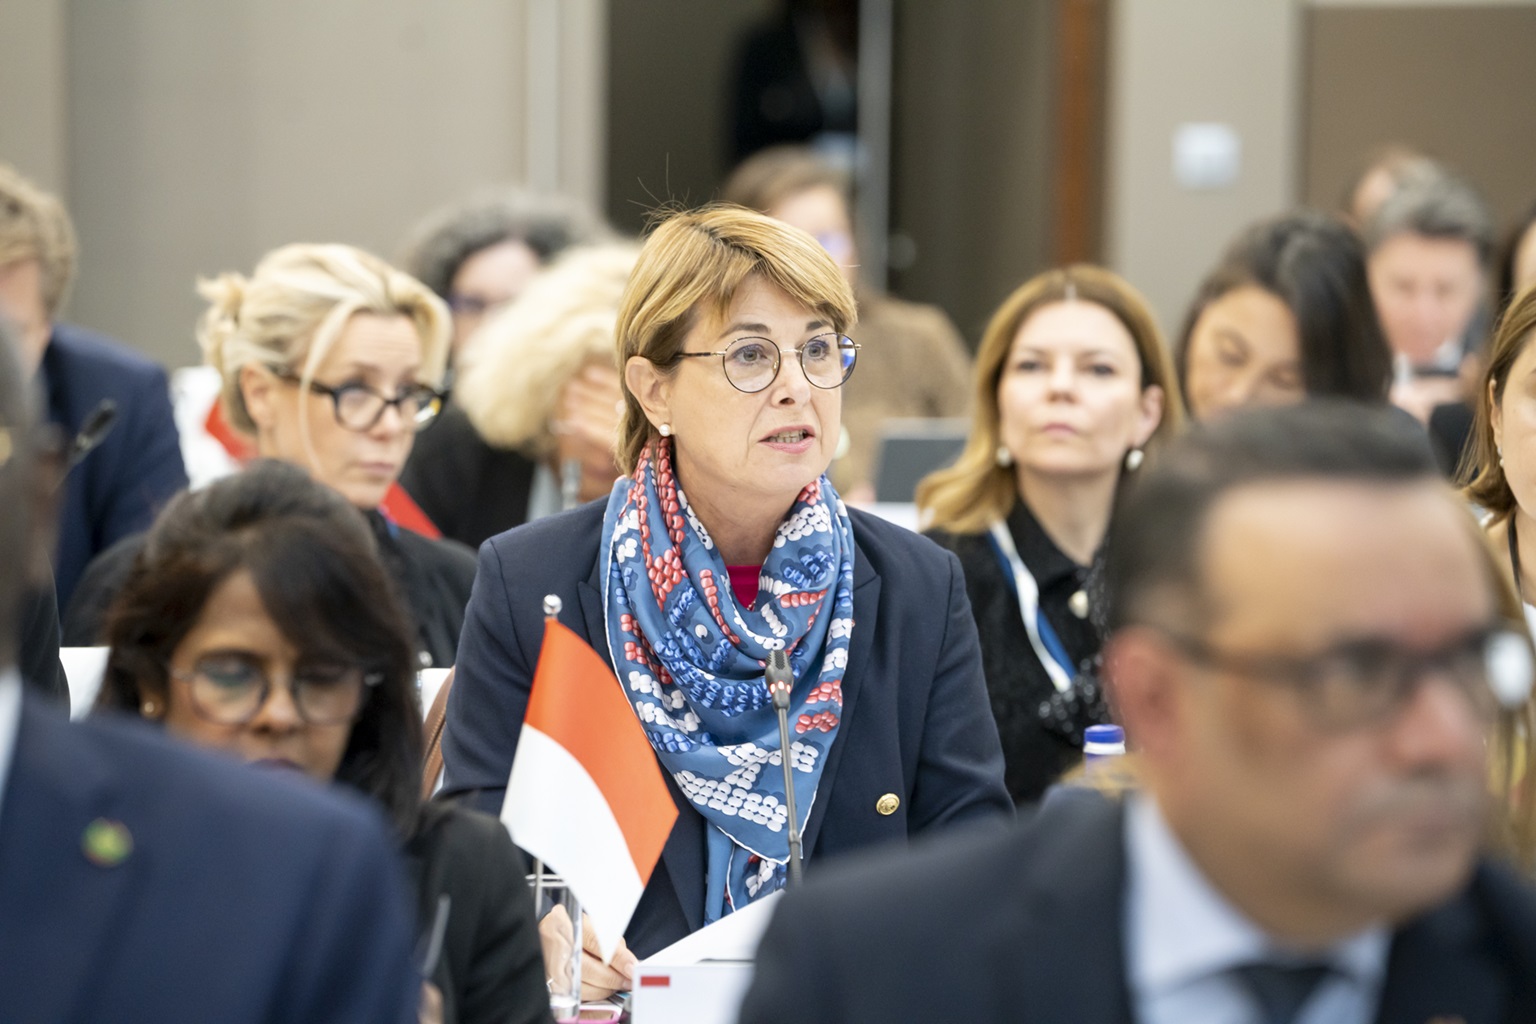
[64,399,118,476]
[766,650,804,887]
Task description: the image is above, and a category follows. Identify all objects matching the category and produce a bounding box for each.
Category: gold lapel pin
[876,793,900,816]
[82,818,133,868]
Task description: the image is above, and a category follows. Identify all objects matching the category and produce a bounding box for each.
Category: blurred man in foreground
[741,402,1536,1024]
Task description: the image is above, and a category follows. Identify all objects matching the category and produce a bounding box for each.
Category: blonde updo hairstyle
[455,243,640,456]
[614,204,857,473]
[198,243,450,438]
[917,264,1184,534]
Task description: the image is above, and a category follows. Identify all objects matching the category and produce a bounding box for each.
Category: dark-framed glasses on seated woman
[170,655,383,725]
[673,334,859,393]
[1152,622,1534,730]
[271,369,444,431]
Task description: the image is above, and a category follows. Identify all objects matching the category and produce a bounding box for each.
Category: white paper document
[640,890,782,965]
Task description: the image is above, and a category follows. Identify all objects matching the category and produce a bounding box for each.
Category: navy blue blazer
[0,696,419,1023]
[42,322,188,609]
[740,793,1536,1024]
[441,500,1012,958]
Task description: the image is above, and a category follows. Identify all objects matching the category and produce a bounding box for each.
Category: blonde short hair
[614,204,857,472]
[197,243,450,435]
[0,163,77,318]
[456,243,640,454]
[917,265,1184,534]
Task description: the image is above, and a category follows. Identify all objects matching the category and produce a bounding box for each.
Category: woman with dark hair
[1178,210,1392,421]
[95,461,551,1024]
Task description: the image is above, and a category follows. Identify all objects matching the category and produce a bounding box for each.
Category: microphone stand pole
[767,651,804,887]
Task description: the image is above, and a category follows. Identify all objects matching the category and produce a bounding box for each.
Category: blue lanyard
[986,521,1076,692]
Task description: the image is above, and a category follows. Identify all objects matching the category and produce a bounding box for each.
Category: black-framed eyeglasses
[672,334,859,394]
[170,654,383,726]
[1151,621,1533,730]
[271,369,443,432]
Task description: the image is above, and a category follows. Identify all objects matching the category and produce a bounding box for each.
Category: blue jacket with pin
[0,694,419,1024]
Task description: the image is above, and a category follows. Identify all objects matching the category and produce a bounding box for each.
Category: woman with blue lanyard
[441,204,1012,998]
[920,265,1183,805]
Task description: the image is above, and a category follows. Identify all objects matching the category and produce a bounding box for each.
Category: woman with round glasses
[918,265,1181,806]
[94,461,550,1024]
[441,204,1011,991]
[65,244,476,667]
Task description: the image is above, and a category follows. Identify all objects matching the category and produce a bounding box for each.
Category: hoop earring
[1124,448,1144,472]
[658,423,672,438]
[995,445,1013,468]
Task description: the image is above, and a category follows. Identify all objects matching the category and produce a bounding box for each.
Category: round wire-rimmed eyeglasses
[672,334,859,394]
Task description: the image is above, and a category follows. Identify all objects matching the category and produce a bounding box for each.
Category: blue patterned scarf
[601,438,855,921]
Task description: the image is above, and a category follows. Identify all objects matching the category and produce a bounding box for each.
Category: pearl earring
[658,423,672,438]
[141,700,158,716]
[1499,444,1505,467]
[995,445,1014,467]
[1124,448,1144,472]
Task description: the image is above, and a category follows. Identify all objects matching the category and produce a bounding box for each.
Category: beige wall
[604,0,777,236]
[1303,2,1536,232]
[3,0,604,369]
[889,1,1060,343]
[1104,0,1301,337]
[0,0,68,194]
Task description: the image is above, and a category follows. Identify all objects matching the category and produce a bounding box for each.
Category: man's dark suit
[42,322,188,609]
[441,500,1013,958]
[0,695,419,1023]
[739,794,1536,1024]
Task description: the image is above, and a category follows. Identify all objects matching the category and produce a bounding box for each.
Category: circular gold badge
[876,793,900,816]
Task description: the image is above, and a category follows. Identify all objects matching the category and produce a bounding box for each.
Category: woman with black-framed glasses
[63,244,475,668]
[94,461,552,1024]
[441,205,1011,997]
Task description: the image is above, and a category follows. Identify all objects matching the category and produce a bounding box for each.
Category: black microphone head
[64,398,120,476]
[72,399,116,451]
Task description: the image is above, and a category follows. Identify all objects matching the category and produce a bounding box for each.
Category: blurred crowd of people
[3,132,1536,1024]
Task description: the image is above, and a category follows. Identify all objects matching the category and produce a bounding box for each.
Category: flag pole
[537,593,583,1022]
[530,594,565,917]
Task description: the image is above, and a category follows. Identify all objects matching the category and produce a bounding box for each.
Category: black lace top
[926,500,1106,805]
